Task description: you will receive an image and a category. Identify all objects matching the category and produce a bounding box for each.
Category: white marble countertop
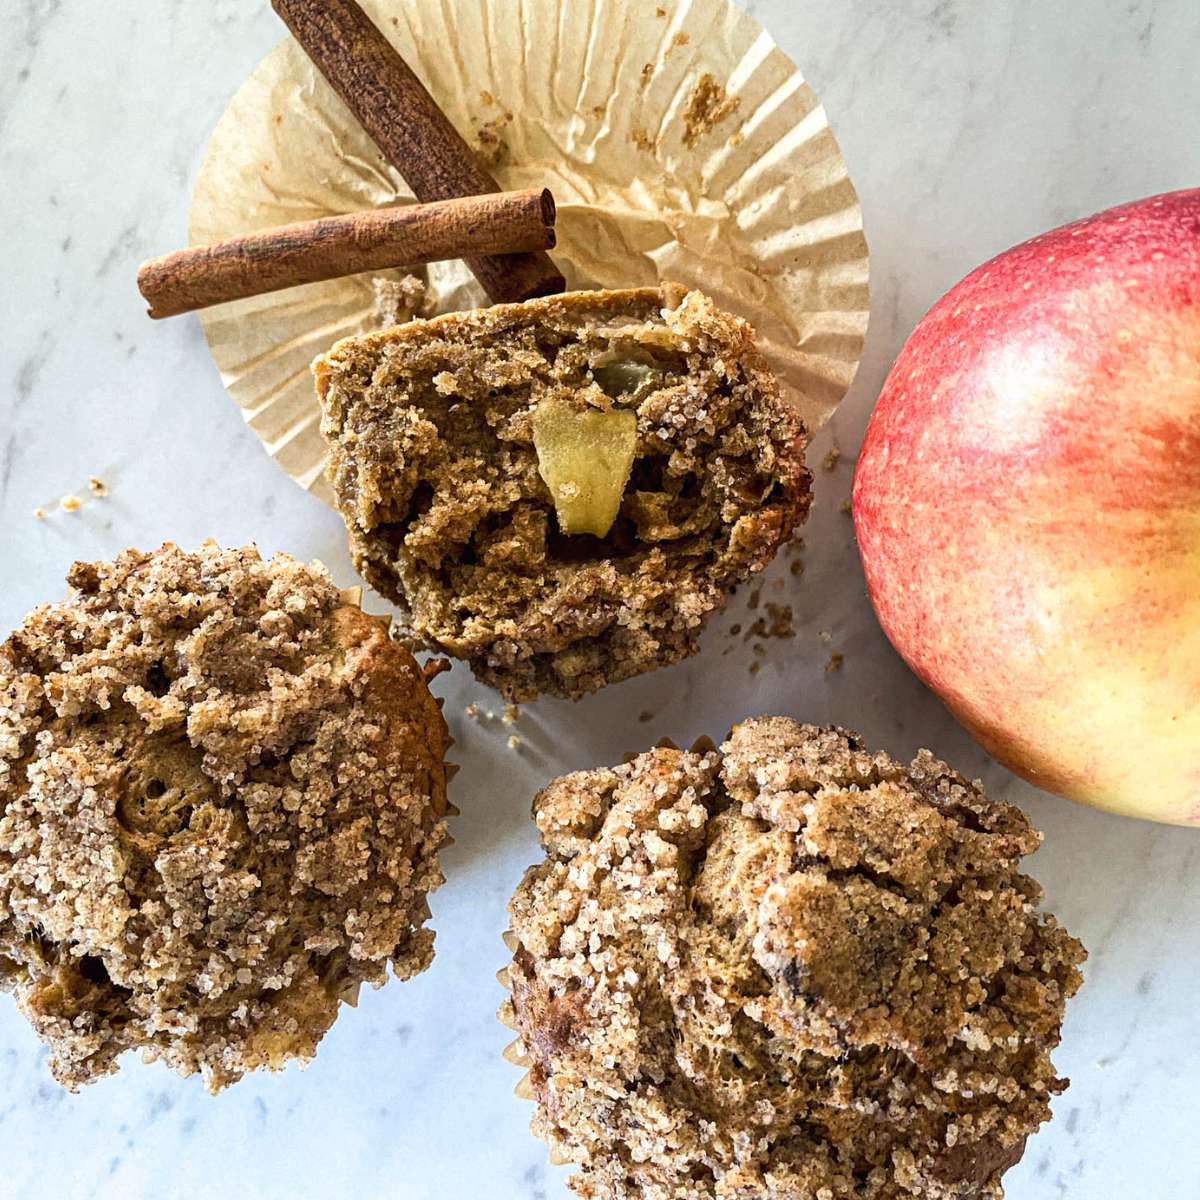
[2,2,1199,1198]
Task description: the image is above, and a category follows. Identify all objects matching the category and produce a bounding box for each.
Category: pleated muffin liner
[189,0,870,505]
[498,933,580,1164]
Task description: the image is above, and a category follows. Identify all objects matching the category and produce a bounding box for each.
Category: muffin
[0,543,449,1092]
[316,285,811,701]
[502,718,1085,1199]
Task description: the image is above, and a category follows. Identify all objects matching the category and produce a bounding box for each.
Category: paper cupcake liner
[498,933,576,1164]
[190,0,869,505]
[497,933,535,1100]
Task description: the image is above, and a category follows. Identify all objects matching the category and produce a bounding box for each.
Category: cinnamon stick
[138,189,556,319]
[272,0,565,305]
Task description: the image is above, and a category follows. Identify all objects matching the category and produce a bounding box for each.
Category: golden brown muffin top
[0,543,448,1091]
[505,717,1085,1199]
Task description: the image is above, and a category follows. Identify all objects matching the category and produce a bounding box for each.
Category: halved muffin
[316,285,811,700]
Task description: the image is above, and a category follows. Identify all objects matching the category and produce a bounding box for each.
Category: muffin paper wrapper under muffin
[189,0,870,505]
[499,931,576,1164]
[497,939,537,1101]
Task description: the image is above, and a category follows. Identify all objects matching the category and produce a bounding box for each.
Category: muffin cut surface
[503,718,1086,1200]
[0,544,449,1091]
[316,285,811,700]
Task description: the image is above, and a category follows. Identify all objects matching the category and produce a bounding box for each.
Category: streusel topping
[505,717,1085,1199]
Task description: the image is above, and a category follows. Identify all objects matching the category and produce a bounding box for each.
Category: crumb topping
[317,287,810,701]
[505,718,1085,1199]
[0,543,448,1092]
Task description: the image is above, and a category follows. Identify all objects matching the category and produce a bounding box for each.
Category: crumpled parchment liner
[190,0,869,504]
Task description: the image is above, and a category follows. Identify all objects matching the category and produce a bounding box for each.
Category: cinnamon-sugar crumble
[0,543,449,1092]
[504,718,1085,1200]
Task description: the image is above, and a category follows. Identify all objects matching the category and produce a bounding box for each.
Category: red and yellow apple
[853,189,1200,825]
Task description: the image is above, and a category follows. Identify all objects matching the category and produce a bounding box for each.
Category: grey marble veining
[1,2,1198,1198]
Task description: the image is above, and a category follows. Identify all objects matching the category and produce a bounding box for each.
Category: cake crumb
[655,5,667,15]
[88,476,108,497]
[503,703,521,725]
[729,623,742,636]
[789,560,805,576]
[34,507,46,520]
[747,586,762,611]
[748,660,761,675]
[631,127,656,153]
[507,735,523,751]
[479,90,495,107]
[669,31,690,51]
[822,447,841,472]
[744,603,794,642]
[373,275,429,328]
[60,495,82,513]
[591,104,606,119]
[825,651,844,673]
[465,703,481,719]
[640,62,654,88]
[638,711,655,724]
[473,108,513,168]
[839,499,853,514]
[682,74,741,148]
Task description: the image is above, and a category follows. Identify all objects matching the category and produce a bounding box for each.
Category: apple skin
[853,190,1200,826]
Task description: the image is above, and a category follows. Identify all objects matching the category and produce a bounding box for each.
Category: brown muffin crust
[0,543,449,1092]
[503,717,1085,1199]
[316,286,811,701]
